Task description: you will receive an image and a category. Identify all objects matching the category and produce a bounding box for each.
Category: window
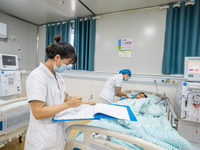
[67,29,74,70]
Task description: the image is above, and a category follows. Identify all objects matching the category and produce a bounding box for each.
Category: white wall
[59,72,181,108]
[0,13,37,70]
[95,8,167,75]
[37,8,167,75]
[38,26,46,64]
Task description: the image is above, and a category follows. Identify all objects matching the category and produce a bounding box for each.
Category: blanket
[75,97,194,150]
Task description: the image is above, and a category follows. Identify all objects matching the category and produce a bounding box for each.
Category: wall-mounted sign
[118,38,133,57]
[119,50,131,57]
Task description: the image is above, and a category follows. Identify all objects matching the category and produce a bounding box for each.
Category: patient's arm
[124,97,134,99]
[116,87,128,97]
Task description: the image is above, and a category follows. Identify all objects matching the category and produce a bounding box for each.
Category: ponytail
[46,35,77,65]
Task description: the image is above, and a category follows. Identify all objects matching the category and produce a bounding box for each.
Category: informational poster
[118,38,133,57]
[118,50,131,57]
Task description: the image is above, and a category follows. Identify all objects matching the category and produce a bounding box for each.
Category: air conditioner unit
[0,22,7,38]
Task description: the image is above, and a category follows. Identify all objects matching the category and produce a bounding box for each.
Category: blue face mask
[124,77,129,81]
[54,62,68,73]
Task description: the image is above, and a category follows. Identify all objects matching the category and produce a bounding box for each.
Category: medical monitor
[0,54,18,70]
[184,57,200,82]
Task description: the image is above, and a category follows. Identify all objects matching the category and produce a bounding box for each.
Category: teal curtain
[162,0,200,74]
[73,17,96,71]
[45,20,72,62]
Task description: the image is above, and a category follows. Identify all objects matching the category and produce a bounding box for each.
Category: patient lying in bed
[75,93,194,150]
[121,92,147,100]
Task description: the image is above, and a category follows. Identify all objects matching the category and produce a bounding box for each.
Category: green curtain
[45,20,72,62]
[73,17,96,71]
[162,0,200,74]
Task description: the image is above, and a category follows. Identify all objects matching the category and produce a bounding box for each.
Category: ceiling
[0,0,188,26]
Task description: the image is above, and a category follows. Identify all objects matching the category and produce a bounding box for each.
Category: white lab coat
[24,63,67,150]
[99,74,123,103]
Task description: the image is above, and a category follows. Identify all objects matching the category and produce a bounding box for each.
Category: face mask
[124,77,129,81]
[54,61,68,73]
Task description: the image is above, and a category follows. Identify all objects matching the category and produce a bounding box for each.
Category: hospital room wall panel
[63,78,92,102]
[21,72,180,108]
[91,86,104,103]
[20,75,28,97]
[94,8,166,75]
[0,13,37,70]
[178,120,200,144]
[91,80,106,103]
[38,26,46,65]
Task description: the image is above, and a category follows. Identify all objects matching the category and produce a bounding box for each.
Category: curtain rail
[45,16,100,26]
[160,1,195,9]
[44,1,195,27]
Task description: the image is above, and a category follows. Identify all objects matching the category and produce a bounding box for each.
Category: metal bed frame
[65,90,178,150]
[65,124,166,150]
[0,97,28,148]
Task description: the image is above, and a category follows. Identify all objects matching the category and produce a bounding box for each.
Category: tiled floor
[0,138,25,150]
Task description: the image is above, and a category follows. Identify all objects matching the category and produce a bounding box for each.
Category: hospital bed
[65,90,194,150]
[0,97,29,148]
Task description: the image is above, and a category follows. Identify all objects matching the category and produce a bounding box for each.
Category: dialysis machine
[0,54,21,98]
[175,57,200,123]
[0,54,29,147]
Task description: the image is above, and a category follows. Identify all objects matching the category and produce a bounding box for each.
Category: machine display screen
[2,55,16,66]
[188,59,200,74]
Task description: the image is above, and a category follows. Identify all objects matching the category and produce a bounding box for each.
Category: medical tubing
[186,92,200,100]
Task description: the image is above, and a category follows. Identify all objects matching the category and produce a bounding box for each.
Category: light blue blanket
[75,98,194,150]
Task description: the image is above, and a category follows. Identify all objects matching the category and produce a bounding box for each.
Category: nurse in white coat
[99,69,132,103]
[25,35,86,150]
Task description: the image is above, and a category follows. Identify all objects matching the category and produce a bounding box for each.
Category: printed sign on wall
[118,38,133,57]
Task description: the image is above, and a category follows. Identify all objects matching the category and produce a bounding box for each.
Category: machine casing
[0,54,18,71]
[175,81,200,123]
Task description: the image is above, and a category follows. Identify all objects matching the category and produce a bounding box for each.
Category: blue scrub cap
[119,69,131,76]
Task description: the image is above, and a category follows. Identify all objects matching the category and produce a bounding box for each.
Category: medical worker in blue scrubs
[99,69,132,103]
[24,35,93,150]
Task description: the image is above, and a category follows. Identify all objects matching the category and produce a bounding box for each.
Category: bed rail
[164,93,179,130]
[0,97,28,107]
[0,97,29,147]
[65,124,167,150]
